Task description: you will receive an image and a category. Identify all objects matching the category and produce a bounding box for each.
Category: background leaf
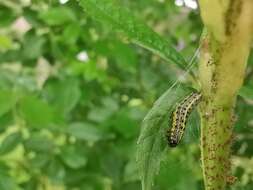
[60,145,87,169]
[18,95,59,128]
[0,90,17,117]
[44,78,81,117]
[67,122,106,143]
[0,132,22,155]
[78,0,187,68]
[39,7,76,26]
[0,0,251,189]
[23,134,55,153]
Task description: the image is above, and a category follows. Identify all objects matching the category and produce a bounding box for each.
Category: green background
[0,0,252,189]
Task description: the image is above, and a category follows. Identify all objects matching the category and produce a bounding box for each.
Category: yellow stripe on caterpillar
[167,92,202,147]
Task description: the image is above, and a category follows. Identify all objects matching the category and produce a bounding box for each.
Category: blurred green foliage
[0,0,252,190]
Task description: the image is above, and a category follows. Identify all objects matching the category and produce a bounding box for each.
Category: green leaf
[46,158,66,183]
[39,7,76,26]
[0,90,17,117]
[23,134,55,153]
[112,108,138,139]
[124,159,140,183]
[19,95,57,128]
[87,97,118,122]
[62,23,81,45]
[156,152,198,190]
[0,174,18,190]
[0,35,12,51]
[44,78,81,116]
[67,122,104,143]
[60,146,87,169]
[94,40,138,73]
[238,85,253,100]
[136,84,192,190]
[0,132,22,155]
[22,32,45,60]
[29,153,50,169]
[0,5,16,27]
[78,0,186,68]
[0,113,13,133]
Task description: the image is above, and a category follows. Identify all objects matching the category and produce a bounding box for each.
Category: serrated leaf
[78,0,186,68]
[137,84,192,190]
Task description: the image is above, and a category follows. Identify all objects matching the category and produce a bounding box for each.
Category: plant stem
[198,1,253,189]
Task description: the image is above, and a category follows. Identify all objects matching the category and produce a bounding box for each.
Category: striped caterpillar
[167,92,202,147]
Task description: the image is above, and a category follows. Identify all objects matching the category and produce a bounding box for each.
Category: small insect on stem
[167,92,202,147]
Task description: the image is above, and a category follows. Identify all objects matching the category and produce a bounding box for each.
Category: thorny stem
[198,0,253,190]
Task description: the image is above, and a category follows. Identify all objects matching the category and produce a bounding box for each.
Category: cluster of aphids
[166,92,202,147]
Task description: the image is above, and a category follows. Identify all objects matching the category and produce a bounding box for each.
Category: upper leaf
[137,84,192,190]
[78,0,187,68]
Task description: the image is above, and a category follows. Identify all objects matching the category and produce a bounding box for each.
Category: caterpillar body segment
[167,92,202,147]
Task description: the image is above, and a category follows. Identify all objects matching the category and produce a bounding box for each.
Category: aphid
[167,92,202,147]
